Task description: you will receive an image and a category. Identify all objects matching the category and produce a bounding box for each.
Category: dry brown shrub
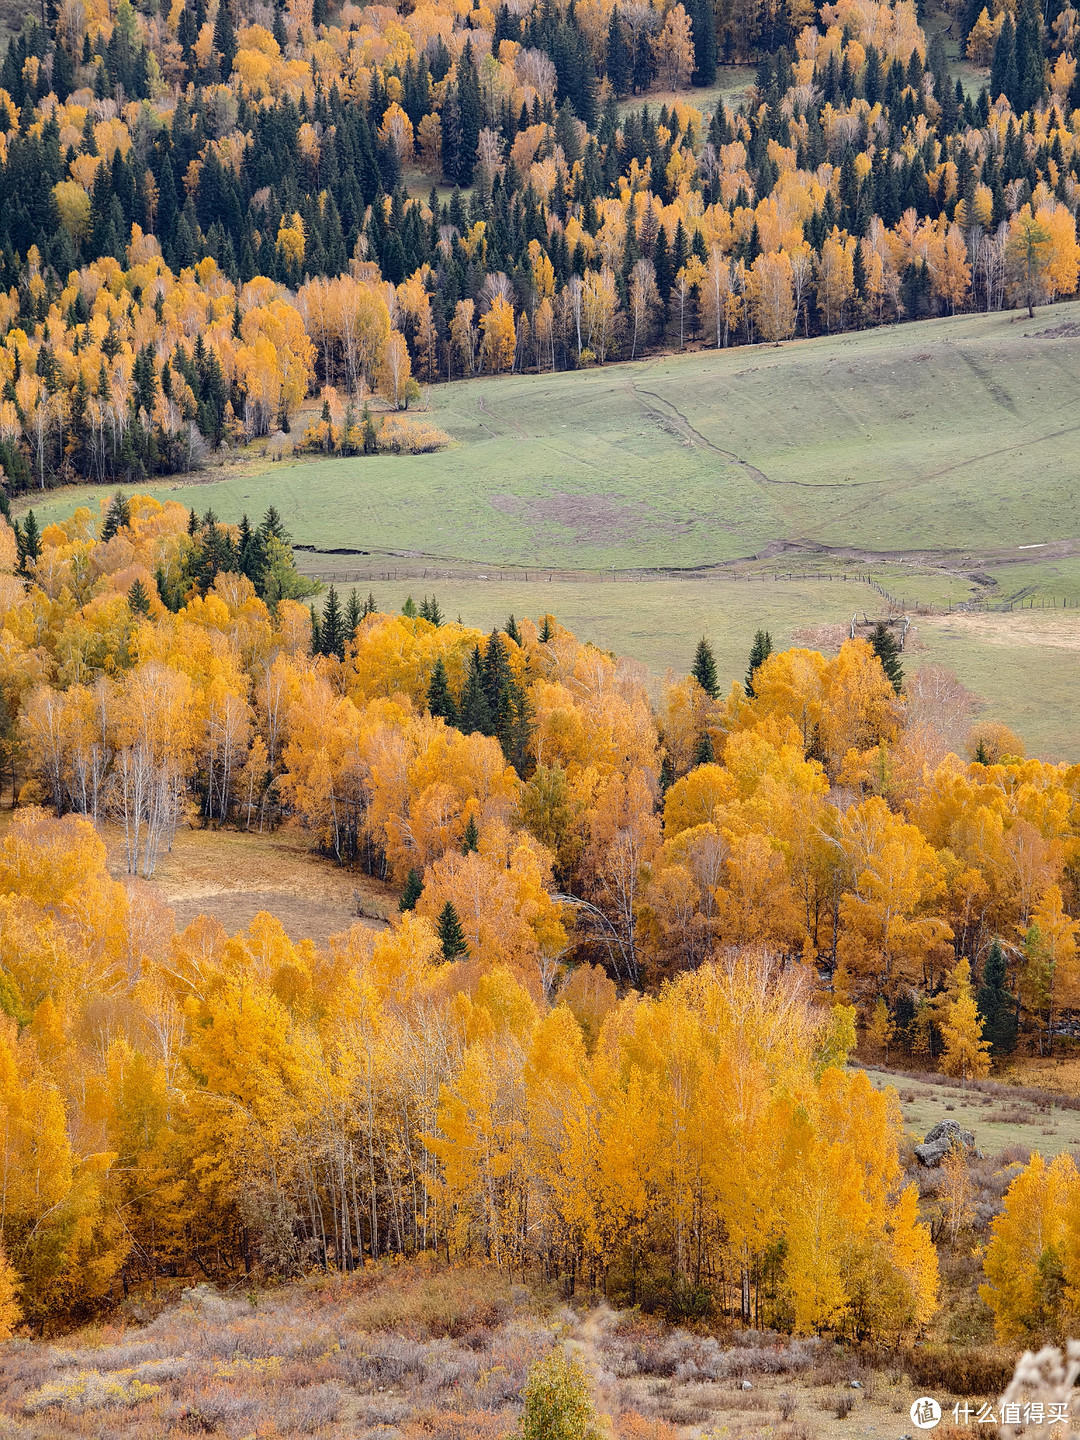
[899,1344,1015,1397]
[616,1411,679,1440]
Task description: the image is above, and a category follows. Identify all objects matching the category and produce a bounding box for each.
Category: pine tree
[309,604,322,656]
[345,588,362,635]
[606,6,631,97]
[1014,0,1043,112]
[213,0,237,76]
[505,614,522,645]
[419,594,444,625]
[399,867,423,911]
[462,813,479,852]
[977,937,1018,1055]
[692,731,714,765]
[459,646,494,735]
[436,900,469,960]
[870,620,904,693]
[321,586,346,659]
[691,637,719,698]
[427,656,458,724]
[362,591,378,618]
[16,510,40,574]
[744,629,773,697]
[260,505,287,542]
[501,679,535,777]
[990,11,1018,106]
[101,489,131,541]
[482,628,512,717]
[539,615,554,642]
[127,577,151,615]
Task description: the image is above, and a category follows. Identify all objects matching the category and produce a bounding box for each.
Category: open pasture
[24,302,1080,757]
[27,301,1080,573]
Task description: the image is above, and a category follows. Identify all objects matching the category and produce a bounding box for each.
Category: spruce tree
[1014,0,1043,112]
[260,505,287,542]
[399,867,423,912]
[362,591,378,618]
[977,938,1018,1055]
[990,12,1018,107]
[539,615,554,643]
[870,620,904,693]
[482,628,512,717]
[436,901,469,961]
[309,604,322,656]
[691,637,719,698]
[419,594,444,625]
[345,588,362,635]
[212,0,237,76]
[693,731,714,766]
[321,586,346,660]
[459,647,494,735]
[745,629,773,697]
[427,656,458,724]
[16,511,40,574]
[101,490,131,541]
[659,754,675,793]
[606,6,631,97]
[462,813,479,852]
[501,679,535,778]
[505,614,522,645]
[127,577,151,615]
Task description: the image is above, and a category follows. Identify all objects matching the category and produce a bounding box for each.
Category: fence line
[295,561,1080,614]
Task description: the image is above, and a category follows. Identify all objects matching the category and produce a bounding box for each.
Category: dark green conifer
[427,656,457,724]
[693,731,714,766]
[16,511,40,574]
[101,490,131,541]
[691,638,719,699]
[462,813,479,852]
[399,867,424,911]
[321,586,346,659]
[505,614,522,645]
[309,604,322,656]
[345,588,362,635]
[870,620,904,693]
[436,900,469,961]
[127,577,151,615]
[977,937,1018,1055]
[459,646,494,735]
[745,630,773,697]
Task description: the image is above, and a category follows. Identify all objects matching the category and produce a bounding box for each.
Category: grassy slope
[25,303,1080,755]
[864,1066,1080,1159]
[28,301,1080,570]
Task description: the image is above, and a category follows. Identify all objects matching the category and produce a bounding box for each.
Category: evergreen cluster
[426,623,535,776]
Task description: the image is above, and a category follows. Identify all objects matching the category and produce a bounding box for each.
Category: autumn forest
[0,0,1077,1429]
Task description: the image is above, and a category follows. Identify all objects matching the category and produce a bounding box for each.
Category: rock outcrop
[914,1118,976,1167]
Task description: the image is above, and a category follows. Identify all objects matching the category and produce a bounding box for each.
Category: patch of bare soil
[489,491,699,543]
[921,610,1080,651]
[105,824,394,944]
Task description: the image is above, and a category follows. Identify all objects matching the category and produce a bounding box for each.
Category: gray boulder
[914,1118,976,1167]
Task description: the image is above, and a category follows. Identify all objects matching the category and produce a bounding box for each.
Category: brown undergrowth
[0,1259,1020,1440]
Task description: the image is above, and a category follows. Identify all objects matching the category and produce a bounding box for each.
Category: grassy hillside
[28,301,1080,572]
[25,303,1080,755]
